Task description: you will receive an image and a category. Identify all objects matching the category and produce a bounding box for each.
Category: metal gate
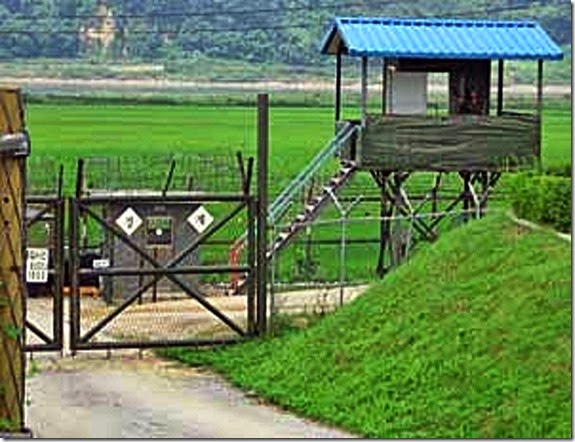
[24,194,65,352]
[67,161,258,351]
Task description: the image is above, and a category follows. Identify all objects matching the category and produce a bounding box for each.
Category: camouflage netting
[358,113,539,171]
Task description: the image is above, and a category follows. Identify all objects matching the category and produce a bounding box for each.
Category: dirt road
[26,355,355,438]
[25,287,364,437]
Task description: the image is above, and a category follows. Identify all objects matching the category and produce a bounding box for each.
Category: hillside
[165,214,572,438]
[0,0,571,67]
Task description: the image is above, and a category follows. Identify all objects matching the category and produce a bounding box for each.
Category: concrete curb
[506,211,571,243]
[0,428,33,439]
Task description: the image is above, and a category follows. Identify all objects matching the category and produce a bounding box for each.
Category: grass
[26,103,334,192]
[26,101,571,181]
[163,214,572,438]
[541,108,573,168]
[24,100,571,282]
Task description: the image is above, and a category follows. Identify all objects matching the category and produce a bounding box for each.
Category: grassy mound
[165,215,572,438]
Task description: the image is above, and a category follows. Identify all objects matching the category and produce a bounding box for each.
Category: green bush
[510,172,571,233]
[543,163,572,177]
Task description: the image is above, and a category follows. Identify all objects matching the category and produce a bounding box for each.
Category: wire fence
[266,206,502,325]
[26,152,244,195]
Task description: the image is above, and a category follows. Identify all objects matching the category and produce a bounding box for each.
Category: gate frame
[68,157,259,351]
[24,165,65,352]
[24,195,65,352]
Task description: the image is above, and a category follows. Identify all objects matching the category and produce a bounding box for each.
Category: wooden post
[461,172,471,223]
[431,172,442,233]
[360,56,368,126]
[256,94,269,335]
[536,59,543,118]
[335,50,342,123]
[497,59,504,116]
[0,88,28,434]
[535,59,544,163]
[371,171,391,278]
[382,59,388,115]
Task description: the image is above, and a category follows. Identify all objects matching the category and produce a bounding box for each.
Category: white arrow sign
[187,206,214,233]
[115,207,143,236]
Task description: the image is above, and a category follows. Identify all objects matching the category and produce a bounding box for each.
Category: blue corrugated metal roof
[321,17,564,60]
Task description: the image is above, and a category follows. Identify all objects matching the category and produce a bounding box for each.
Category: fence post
[256,94,269,335]
[0,88,30,435]
[339,213,346,307]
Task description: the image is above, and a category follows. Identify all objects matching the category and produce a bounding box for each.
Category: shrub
[543,163,571,177]
[509,171,571,233]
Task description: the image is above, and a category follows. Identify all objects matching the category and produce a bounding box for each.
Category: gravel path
[25,287,365,437]
[26,355,356,438]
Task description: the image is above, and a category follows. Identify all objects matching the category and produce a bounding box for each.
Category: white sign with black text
[26,248,50,283]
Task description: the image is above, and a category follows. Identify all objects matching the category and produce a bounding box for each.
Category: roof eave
[319,22,337,54]
[346,49,564,61]
[320,19,352,55]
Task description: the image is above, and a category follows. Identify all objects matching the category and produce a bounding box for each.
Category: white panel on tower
[388,72,428,115]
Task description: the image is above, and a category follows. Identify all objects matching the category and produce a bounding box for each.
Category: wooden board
[0,156,25,430]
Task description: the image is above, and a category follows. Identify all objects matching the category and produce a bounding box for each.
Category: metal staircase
[266,159,357,259]
[229,122,359,295]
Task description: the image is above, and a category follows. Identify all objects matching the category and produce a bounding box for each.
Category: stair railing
[268,122,358,224]
[229,122,359,289]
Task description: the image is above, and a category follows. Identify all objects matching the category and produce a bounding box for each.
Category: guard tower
[320,17,563,274]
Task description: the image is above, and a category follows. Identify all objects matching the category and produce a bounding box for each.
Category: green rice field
[27,102,570,181]
[24,100,571,283]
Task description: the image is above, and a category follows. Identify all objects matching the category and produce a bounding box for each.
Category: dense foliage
[0,0,571,67]
[509,170,571,233]
[164,215,572,438]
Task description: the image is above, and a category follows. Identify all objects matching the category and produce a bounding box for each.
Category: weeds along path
[26,354,355,438]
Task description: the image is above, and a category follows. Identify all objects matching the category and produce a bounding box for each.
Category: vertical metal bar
[56,164,64,199]
[382,58,388,115]
[68,197,78,352]
[339,214,345,307]
[246,196,256,335]
[256,94,269,335]
[268,221,276,331]
[497,59,504,116]
[137,256,144,305]
[360,56,368,126]
[69,159,84,352]
[162,158,176,196]
[53,198,64,350]
[152,249,158,303]
[54,164,64,349]
[335,50,342,123]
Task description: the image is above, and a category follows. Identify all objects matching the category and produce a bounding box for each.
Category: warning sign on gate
[187,206,214,233]
[115,207,143,236]
[26,248,49,283]
[146,216,173,248]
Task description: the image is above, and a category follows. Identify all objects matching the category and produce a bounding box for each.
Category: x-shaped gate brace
[24,195,65,351]
[69,193,257,351]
